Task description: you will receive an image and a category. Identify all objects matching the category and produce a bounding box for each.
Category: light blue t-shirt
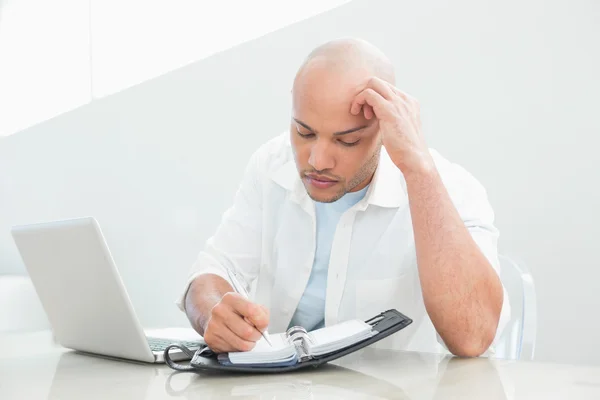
[288,185,369,331]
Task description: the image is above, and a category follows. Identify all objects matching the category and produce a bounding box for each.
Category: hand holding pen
[201,269,272,353]
[226,268,273,346]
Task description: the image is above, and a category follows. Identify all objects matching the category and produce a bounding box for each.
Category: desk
[1,331,599,399]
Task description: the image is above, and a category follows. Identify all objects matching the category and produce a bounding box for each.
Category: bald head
[295,38,395,87]
[292,38,395,117]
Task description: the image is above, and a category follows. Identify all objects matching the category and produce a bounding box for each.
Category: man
[177,38,510,357]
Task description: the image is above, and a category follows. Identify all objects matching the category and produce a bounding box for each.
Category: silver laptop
[10,216,203,363]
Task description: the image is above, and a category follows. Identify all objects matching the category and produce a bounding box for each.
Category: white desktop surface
[1,331,599,399]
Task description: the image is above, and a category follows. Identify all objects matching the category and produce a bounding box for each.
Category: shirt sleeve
[432,152,511,355]
[175,148,264,312]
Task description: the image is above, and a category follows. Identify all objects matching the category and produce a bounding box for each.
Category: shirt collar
[270,147,407,210]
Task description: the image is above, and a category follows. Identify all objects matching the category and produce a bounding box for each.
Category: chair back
[495,255,537,360]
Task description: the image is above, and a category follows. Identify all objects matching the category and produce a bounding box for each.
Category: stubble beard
[307,145,381,204]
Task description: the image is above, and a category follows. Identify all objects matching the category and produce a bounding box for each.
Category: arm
[351,77,504,357]
[404,162,503,357]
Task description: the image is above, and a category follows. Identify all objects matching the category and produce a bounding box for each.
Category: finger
[206,306,257,352]
[223,313,262,342]
[222,293,269,331]
[216,325,256,352]
[364,76,395,100]
[362,104,374,120]
[385,83,418,108]
[222,292,258,318]
[351,88,392,120]
[205,336,230,353]
[249,306,270,332]
[351,77,394,116]
[393,86,411,102]
[203,319,233,353]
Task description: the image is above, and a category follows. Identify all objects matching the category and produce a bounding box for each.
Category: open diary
[164,309,413,374]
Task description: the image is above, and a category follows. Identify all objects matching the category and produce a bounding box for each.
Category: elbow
[448,342,489,358]
[446,326,496,358]
[446,285,504,358]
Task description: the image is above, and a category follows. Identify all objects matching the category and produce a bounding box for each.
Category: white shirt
[177,132,510,354]
[288,183,370,331]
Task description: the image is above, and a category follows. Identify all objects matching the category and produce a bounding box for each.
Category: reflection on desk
[1,331,600,399]
[165,361,413,399]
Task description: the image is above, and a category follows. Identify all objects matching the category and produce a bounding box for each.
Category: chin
[306,187,345,203]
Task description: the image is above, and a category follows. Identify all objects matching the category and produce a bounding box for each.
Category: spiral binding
[286,325,314,362]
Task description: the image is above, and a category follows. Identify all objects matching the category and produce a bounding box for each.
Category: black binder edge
[164,309,412,374]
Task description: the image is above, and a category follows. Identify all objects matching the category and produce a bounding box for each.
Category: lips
[306,174,337,182]
[304,173,338,189]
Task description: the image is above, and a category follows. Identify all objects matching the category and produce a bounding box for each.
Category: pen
[225,268,273,347]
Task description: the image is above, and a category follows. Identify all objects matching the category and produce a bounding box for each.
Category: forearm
[404,164,503,357]
[184,274,233,335]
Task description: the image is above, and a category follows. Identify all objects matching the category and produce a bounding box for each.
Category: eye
[296,126,315,139]
[340,139,360,147]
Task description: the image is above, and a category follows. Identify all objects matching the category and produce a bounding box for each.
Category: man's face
[291,66,381,203]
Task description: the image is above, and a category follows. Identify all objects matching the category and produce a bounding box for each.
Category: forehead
[292,63,369,130]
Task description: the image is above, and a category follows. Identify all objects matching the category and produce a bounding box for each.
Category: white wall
[0,0,91,136]
[89,0,352,97]
[1,0,599,365]
[0,0,350,136]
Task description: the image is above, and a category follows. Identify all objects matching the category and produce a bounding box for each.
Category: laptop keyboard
[147,337,202,352]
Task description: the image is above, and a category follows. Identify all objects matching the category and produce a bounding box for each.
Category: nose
[308,139,335,172]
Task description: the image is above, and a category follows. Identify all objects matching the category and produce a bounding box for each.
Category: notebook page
[226,333,297,364]
[307,320,374,356]
[251,332,289,352]
[309,320,371,346]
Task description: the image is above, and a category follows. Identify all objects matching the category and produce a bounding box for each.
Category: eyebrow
[293,118,368,136]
